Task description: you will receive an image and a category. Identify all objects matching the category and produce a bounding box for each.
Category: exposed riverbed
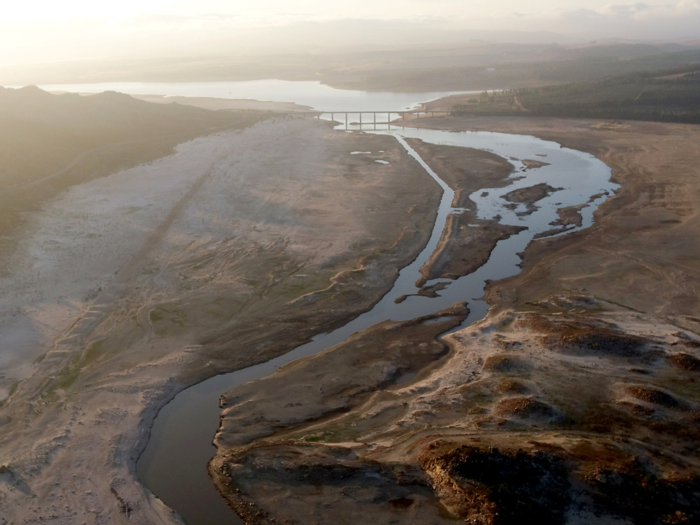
[137,125,618,524]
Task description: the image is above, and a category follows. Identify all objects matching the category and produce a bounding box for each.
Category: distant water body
[39,79,469,112]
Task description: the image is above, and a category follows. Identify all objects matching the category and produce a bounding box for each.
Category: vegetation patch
[453,65,700,123]
[530,315,648,359]
[495,396,559,420]
[49,339,108,392]
[420,443,570,525]
[624,385,688,410]
[495,379,530,395]
[149,304,188,336]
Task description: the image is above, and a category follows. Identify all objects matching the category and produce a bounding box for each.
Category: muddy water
[137,127,618,524]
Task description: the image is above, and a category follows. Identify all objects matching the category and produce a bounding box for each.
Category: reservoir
[46,79,618,525]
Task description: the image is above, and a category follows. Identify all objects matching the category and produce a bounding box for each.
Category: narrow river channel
[137,123,618,524]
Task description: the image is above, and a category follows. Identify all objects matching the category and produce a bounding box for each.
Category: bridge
[299,110,452,130]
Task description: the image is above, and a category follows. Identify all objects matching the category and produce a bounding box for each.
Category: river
[46,79,618,524]
[134,120,617,524]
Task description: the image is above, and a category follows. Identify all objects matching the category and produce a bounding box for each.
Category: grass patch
[46,339,107,393]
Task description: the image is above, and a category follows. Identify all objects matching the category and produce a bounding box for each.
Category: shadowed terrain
[210,117,700,524]
[0,86,265,256]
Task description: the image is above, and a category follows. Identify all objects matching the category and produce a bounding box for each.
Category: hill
[451,65,700,123]
[0,86,265,256]
[3,43,700,93]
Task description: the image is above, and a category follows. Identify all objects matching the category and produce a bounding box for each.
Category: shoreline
[2,114,698,523]
[205,116,700,523]
[0,117,443,524]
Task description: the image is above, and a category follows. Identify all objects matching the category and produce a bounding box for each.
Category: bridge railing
[297,110,452,130]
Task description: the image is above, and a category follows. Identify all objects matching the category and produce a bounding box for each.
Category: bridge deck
[297,110,452,129]
[297,110,451,116]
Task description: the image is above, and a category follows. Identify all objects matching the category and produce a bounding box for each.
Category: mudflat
[404,140,526,288]
[210,117,700,523]
[0,118,442,523]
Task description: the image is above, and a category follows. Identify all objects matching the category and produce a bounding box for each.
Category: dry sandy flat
[210,117,700,524]
[0,117,441,524]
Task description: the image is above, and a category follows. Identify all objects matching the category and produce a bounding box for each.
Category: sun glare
[3,0,173,22]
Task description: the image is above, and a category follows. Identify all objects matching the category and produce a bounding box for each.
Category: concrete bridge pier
[311,110,450,130]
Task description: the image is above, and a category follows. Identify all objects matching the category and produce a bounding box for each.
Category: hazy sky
[2,0,700,64]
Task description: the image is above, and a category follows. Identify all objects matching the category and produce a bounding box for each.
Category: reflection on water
[39,79,468,113]
[137,125,618,525]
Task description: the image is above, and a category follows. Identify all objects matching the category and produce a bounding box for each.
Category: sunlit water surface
[39,79,468,113]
